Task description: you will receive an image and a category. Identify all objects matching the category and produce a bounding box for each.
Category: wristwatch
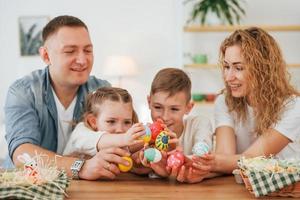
[70,159,85,180]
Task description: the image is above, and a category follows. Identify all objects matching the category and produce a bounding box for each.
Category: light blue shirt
[3,67,110,168]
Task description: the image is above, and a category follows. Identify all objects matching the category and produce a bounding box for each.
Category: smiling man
[3,15,130,180]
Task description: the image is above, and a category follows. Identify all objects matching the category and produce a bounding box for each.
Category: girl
[63,87,145,157]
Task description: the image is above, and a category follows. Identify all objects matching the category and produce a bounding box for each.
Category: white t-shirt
[63,122,105,157]
[52,89,77,155]
[178,115,213,155]
[214,94,300,159]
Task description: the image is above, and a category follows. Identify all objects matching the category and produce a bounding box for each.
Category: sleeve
[4,82,42,159]
[63,122,105,156]
[214,94,234,129]
[273,97,300,142]
[193,116,214,149]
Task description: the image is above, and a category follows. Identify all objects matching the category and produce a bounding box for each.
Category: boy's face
[147,91,193,135]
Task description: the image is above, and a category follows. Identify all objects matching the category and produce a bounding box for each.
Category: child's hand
[122,123,145,146]
[130,148,152,175]
[163,127,178,151]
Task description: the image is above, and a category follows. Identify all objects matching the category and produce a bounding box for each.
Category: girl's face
[95,100,133,134]
[223,45,249,98]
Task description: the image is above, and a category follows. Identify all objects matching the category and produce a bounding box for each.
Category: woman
[194,27,300,175]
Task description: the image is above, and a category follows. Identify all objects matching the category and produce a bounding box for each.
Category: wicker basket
[240,170,300,198]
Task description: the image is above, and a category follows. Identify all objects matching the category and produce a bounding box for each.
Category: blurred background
[0,0,300,163]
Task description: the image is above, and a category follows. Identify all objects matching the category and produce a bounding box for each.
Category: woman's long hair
[219,27,299,135]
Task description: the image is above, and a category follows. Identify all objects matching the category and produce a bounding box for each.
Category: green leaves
[20,23,43,56]
[186,0,246,25]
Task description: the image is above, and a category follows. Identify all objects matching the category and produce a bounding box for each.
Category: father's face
[42,26,94,89]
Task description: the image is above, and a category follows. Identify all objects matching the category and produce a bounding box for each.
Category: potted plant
[185,0,246,25]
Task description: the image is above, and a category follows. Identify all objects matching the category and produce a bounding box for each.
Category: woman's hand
[176,165,207,183]
[191,153,215,172]
[149,151,169,177]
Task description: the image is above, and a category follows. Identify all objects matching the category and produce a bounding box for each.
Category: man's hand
[79,147,130,180]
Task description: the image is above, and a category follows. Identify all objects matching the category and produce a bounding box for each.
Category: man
[4,15,130,180]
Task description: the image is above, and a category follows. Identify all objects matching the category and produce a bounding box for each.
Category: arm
[5,80,129,180]
[212,96,300,173]
[97,123,145,150]
[13,143,131,180]
[243,129,290,157]
[212,128,290,174]
[211,126,239,173]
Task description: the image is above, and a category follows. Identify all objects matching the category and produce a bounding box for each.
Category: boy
[135,68,213,183]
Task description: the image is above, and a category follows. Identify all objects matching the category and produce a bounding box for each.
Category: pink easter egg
[167,151,185,168]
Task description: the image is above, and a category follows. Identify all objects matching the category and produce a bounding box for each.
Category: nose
[225,68,236,82]
[161,110,169,122]
[115,123,125,134]
[75,51,87,65]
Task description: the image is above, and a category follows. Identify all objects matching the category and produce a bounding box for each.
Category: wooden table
[67,174,280,200]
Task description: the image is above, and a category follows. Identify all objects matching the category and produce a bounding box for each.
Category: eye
[84,48,93,53]
[171,107,179,112]
[154,106,161,110]
[223,65,230,70]
[64,50,75,54]
[236,66,244,71]
[106,120,115,124]
[124,120,132,125]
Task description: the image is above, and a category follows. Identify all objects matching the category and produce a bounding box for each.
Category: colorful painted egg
[192,142,210,156]
[140,125,152,143]
[167,151,185,168]
[144,148,162,163]
[149,120,164,141]
[155,131,169,151]
[118,156,133,172]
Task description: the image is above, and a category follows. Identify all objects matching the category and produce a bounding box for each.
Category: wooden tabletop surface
[66,173,284,200]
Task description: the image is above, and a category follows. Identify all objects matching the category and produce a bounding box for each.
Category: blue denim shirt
[3,67,110,168]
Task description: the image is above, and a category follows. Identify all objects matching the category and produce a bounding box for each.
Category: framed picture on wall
[19,16,49,56]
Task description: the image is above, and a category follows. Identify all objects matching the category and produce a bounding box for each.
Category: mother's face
[223,45,249,98]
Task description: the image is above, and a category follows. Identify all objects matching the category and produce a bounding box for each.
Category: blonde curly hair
[219,27,299,135]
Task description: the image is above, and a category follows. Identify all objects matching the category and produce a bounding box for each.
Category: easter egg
[167,151,185,168]
[149,120,164,141]
[118,156,133,172]
[192,142,210,156]
[144,148,162,163]
[140,125,152,143]
[155,131,169,151]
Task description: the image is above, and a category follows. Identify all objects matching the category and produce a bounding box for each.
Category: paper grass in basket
[0,152,70,200]
[238,156,300,198]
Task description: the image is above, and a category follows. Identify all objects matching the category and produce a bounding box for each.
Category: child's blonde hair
[83,87,138,130]
[150,68,192,103]
[219,27,299,135]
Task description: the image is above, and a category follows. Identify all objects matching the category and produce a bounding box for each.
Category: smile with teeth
[229,84,242,89]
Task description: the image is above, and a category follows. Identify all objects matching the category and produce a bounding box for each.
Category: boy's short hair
[150,68,191,102]
[42,15,88,43]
